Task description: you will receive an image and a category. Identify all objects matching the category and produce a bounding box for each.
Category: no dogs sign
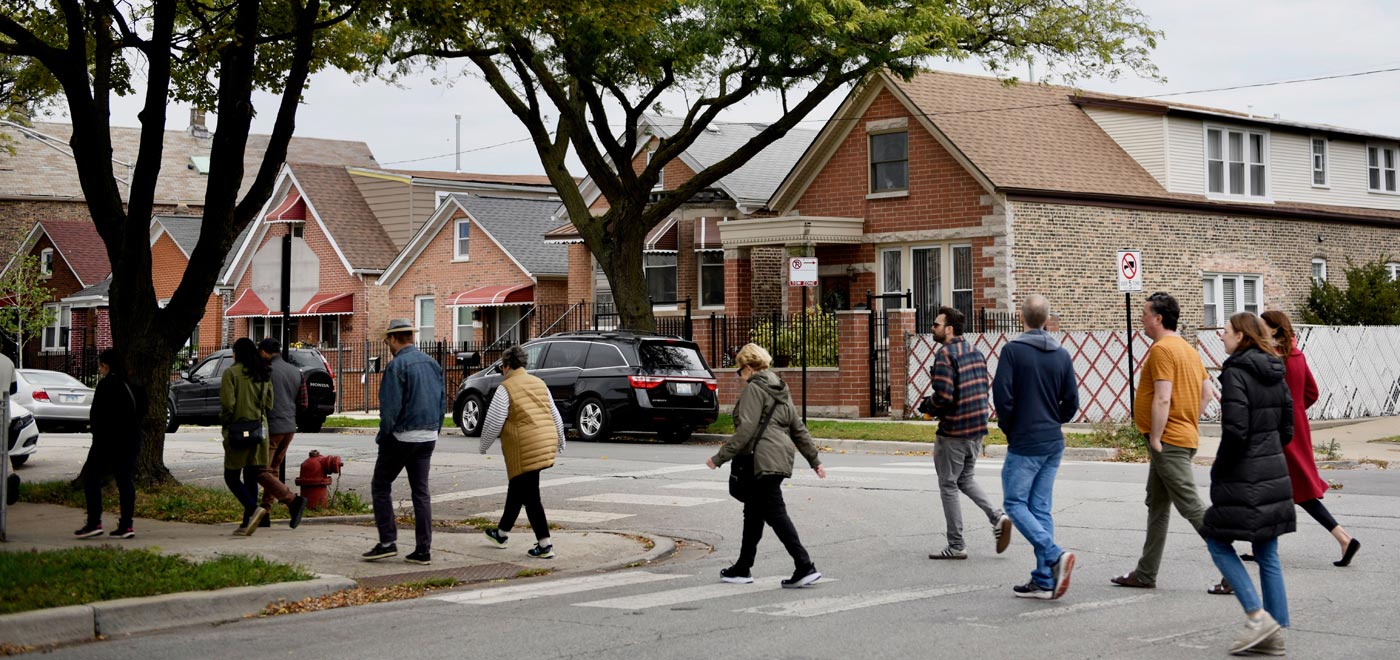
[1117,250,1143,292]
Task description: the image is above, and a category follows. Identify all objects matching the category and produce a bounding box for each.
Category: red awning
[542,222,582,244]
[265,189,306,223]
[226,289,354,318]
[643,217,678,252]
[445,283,534,308]
[694,217,724,251]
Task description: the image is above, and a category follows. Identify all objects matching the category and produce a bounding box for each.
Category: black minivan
[453,331,719,443]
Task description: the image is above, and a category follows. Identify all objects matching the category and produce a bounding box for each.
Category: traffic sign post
[1117,250,1143,418]
[788,257,818,422]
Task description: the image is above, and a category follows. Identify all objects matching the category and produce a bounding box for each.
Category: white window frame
[646,149,663,191]
[1368,144,1399,194]
[878,247,903,295]
[1311,258,1327,284]
[1387,262,1399,282]
[879,243,972,318]
[435,190,452,209]
[1204,125,1270,201]
[452,306,478,344]
[867,129,910,197]
[41,303,70,352]
[697,251,725,310]
[1310,136,1328,188]
[453,219,470,261]
[644,253,678,310]
[415,295,435,343]
[1202,273,1262,328]
[38,248,54,277]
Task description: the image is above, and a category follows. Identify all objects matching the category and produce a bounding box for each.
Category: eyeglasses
[735,366,745,377]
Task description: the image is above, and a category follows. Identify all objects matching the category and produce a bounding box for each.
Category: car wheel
[574,398,610,442]
[11,454,29,468]
[458,394,484,437]
[298,414,326,434]
[165,400,180,434]
[657,428,692,444]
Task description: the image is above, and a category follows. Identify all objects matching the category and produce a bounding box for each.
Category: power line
[381,136,534,165]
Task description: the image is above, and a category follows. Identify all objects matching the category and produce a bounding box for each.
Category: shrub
[748,308,839,367]
[1302,256,1400,325]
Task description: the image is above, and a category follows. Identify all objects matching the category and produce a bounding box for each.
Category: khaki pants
[1133,442,1206,584]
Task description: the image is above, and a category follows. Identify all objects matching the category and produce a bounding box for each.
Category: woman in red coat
[1261,311,1360,567]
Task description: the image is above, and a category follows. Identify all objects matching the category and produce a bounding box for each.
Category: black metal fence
[699,310,839,369]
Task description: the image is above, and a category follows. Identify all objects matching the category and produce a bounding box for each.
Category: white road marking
[470,510,633,524]
[661,481,731,491]
[568,493,724,507]
[575,577,786,609]
[402,464,712,507]
[735,583,993,618]
[431,571,688,605]
[1018,594,1157,620]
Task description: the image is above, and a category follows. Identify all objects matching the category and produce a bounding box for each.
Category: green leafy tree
[0,0,388,483]
[1302,256,1400,326]
[377,0,1161,331]
[0,253,57,368]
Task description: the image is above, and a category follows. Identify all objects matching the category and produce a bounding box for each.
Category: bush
[748,308,839,367]
[1302,256,1400,325]
[1090,419,1149,462]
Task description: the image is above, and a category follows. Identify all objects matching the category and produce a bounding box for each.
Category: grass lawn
[323,416,456,429]
[0,546,312,615]
[698,414,1111,449]
[20,480,370,525]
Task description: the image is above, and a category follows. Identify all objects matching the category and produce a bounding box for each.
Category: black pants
[82,451,136,528]
[1300,498,1339,531]
[735,475,812,572]
[499,469,550,541]
[224,467,260,524]
[371,439,435,550]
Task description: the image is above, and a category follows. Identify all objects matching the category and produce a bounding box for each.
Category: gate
[867,290,910,416]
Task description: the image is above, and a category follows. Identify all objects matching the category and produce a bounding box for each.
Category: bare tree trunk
[117,307,178,485]
[585,210,655,333]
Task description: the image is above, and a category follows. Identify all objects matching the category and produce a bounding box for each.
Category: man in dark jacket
[256,339,306,529]
[993,295,1080,600]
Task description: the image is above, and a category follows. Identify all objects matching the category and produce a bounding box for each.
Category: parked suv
[167,348,337,433]
[453,332,719,443]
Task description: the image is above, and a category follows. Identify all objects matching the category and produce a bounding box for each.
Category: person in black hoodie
[74,349,146,539]
[1203,312,1295,656]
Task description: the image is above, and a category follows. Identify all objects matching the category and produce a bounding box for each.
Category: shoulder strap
[742,394,781,456]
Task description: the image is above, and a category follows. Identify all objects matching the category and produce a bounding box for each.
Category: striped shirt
[929,336,991,438]
[478,387,567,455]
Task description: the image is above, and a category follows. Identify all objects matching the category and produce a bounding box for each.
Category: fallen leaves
[260,581,459,616]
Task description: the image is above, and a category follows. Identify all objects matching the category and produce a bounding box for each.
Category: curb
[0,575,355,649]
[586,532,678,572]
[691,434,1117,461]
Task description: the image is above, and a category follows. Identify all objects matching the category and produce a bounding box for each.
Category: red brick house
[0,219,109,365]
[374,194,569,346]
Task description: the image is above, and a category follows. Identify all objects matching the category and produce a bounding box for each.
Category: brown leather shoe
[1110,571,1156,588]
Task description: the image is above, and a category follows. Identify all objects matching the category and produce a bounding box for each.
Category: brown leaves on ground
[260,581,455,616]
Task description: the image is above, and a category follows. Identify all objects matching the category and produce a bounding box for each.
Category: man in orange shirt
[1112,292,1216,589]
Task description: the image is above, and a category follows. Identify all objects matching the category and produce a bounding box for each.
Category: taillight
[32,389,49,402]
[703,379,718,391]
[320,354,336,383]
[628,375,666,389]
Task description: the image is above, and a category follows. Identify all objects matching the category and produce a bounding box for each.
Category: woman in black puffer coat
[1202,312,1295,657]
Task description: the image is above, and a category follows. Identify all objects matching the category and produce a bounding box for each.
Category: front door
[496,306,523,345]
[911,246,942,333]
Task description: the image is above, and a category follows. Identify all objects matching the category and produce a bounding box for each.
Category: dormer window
[1206,127,1268,199]
[1368,145,1397,193]
[1310,137,1328,187]
[39,248,54,277]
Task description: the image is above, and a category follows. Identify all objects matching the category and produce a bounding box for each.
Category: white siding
[1084,108,1167,185]
[1167,117,1204,196]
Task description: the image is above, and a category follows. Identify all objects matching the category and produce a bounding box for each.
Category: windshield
[638,342,709,375]
[20,370,86,388]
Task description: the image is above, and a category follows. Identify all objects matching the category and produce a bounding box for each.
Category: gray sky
[57,0,1400,177]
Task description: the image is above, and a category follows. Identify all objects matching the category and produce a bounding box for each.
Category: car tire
[298,414,326,434]
[574,398,611,442]
[165,400,180,434]
[657,428,692,444]
[458,394,485,438]
[11,454,29,468]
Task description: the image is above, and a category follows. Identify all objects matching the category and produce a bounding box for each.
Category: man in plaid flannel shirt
[927,306,1012,560]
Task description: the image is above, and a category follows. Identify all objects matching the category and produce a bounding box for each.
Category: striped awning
[225,290,354,318]
[693,217,724,251]
[446,283,533,308]
[643,217,678,252]
[543,222,582,244]
[264,189,306,223]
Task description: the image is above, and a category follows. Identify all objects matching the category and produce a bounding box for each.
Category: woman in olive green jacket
[707,343,826,588]
[221,338,274,535]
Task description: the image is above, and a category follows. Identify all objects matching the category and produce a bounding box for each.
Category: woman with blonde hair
[706,343,827,588]
[1260,310,1360,567]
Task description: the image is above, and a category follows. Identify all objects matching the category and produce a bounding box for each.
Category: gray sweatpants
[934,434,1002,550]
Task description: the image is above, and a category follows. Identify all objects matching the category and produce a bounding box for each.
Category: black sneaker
[109,526,135,539]
[288,496,307,529]
[527,543,555,559]
[74,524,103,539]
[483,528,509,548]
[404,549,432,565]
[361,543,398,561]
[781,565,821,589]
[259,515,272,528]
[1013,581,1054,599]
[720,566,754,584]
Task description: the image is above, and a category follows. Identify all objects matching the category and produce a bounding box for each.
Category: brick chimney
[188,107,210,138]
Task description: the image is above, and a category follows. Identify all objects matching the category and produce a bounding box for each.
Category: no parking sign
[1117,250,1143,292]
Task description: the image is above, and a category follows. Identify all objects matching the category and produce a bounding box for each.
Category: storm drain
[356,562,525,589]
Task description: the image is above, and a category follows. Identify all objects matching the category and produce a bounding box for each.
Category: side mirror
[180,371,190,380]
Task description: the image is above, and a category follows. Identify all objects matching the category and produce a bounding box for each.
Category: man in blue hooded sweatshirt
[994,295,1080,600]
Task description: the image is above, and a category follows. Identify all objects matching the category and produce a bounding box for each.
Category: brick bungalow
[374,194,569,346]
[0,219,109,365]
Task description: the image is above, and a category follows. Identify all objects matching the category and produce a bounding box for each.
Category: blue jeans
[1206,537,1289,627]
[1002,449,1064,589]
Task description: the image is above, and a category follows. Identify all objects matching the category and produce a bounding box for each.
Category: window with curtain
[42,304,70,351]
[415,296,435,342]
[698,251,724,308]
[880,249,902,294]
[952,245,974,321]
[869,132,909,193]
[453,306,474,343]
[644,253,677,303]
[39,248,53,276]
[911,247,941,332]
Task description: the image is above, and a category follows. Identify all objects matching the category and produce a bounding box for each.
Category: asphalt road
[15,429,1400,659]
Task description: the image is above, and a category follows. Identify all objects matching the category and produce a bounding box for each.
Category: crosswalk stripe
[661,481,730,491]
[735,583,993,618]
[431,571,688,605]
[1018,594,1157,619]
[407,465,712,507]
[568,493,724,507]
[575,577,786,609]
[470,510,633,524]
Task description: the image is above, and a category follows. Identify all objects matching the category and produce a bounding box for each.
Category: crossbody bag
[728,396,781,503]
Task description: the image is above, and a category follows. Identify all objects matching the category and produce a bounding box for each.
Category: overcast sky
[53,0,1400,176]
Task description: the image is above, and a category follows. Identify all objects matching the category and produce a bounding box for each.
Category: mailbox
[456,351,481,368]
[367,356,381,373]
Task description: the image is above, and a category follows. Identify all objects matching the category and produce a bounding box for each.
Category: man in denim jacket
[363,319,445,565]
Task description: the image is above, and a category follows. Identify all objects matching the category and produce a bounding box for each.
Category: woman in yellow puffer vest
[479,345,567,559]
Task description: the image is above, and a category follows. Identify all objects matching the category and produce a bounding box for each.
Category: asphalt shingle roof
[290,163,397,271]
[38,219,110,287]
[646,117,819,205]
[450,194,568,276]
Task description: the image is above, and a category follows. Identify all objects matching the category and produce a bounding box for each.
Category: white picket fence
[907,326,1400,423]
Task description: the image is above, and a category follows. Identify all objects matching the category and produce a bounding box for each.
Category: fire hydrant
[294,450,343,510]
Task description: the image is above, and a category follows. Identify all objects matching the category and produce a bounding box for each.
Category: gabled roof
[6,219,112,287]
[62,276,110,306]
[289,163,397,270]
[150,215,204,256]
[0,121,378,204]
[377,194,567,288]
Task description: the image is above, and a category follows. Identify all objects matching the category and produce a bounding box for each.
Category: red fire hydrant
[294,450,343,510]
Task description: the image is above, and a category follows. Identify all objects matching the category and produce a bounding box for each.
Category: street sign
[252,237,318,312]
[1117,250,1143,293]
[788,257,818,287]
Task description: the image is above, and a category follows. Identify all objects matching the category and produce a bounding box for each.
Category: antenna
[454,114,462,173]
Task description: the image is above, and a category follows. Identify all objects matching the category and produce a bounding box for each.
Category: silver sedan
[14,369,93,431]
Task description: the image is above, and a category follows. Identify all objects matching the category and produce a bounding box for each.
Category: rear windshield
[286,350,320,367]
[638,342,709,375]
[20,371,85,387]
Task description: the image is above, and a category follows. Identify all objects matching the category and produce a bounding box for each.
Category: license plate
[673,382,694,396]
[61,394,81,403]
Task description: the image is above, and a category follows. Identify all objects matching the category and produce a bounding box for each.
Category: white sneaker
[1230,612,1281,655]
